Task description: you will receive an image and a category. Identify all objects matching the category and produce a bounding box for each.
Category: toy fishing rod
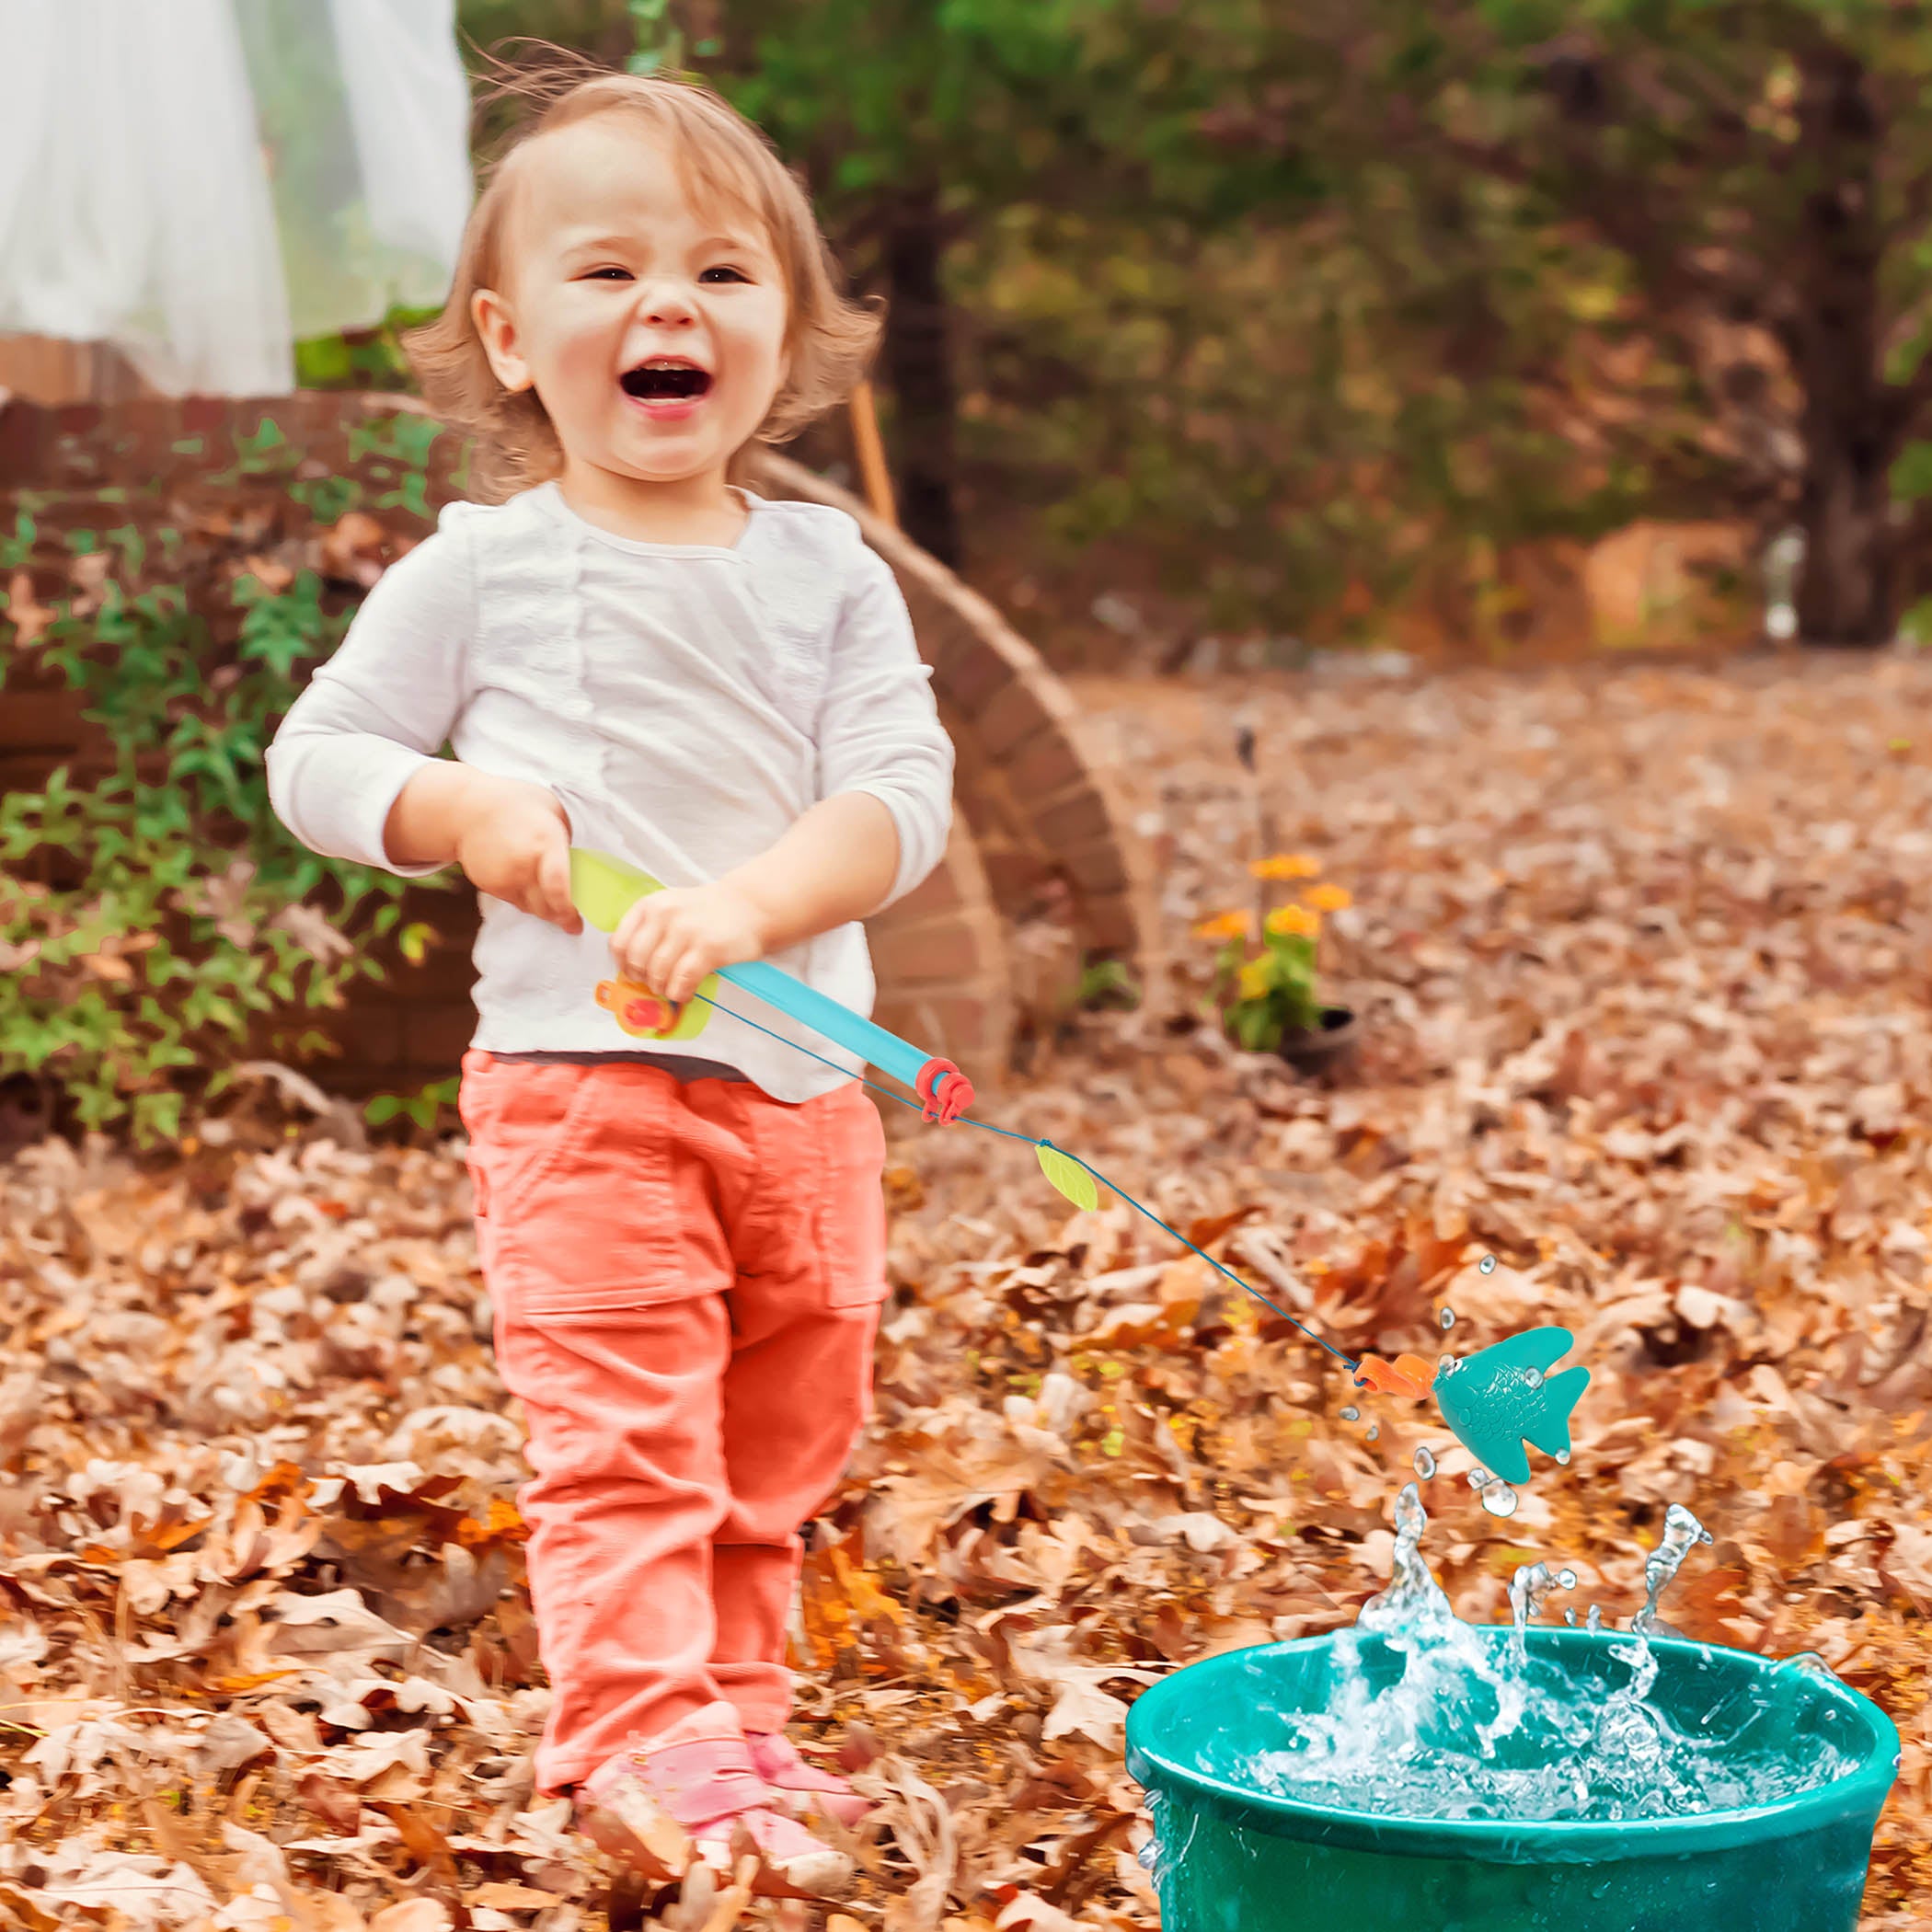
[570,847,1587,1487]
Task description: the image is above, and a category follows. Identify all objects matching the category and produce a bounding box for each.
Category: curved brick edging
[753,451,1156,965]
[0,391,1150,1098]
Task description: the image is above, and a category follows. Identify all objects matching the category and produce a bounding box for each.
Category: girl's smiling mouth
[620,357,714,419]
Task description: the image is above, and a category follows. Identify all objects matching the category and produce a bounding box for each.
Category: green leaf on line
[1037,1143,1100,1213]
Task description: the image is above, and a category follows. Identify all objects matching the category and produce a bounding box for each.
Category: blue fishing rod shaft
[718,959,970,1115]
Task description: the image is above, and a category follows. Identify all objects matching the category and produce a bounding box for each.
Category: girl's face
[473,116,789,498]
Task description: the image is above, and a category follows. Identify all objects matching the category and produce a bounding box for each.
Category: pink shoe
[576,1702,854,1900]
[746,1729,875,1829]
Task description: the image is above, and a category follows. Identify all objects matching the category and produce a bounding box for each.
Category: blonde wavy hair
[406,58,881,502]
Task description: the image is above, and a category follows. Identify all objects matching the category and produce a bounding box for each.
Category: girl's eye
[582,267,632,282]
[700,265,750,284]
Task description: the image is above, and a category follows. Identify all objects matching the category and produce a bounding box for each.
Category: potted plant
[1197,857,1357,1074]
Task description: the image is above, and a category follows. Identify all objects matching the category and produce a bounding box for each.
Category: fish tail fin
[1524,1364,1591,1458]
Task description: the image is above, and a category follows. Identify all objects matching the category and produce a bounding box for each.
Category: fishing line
[692,984,1363,1372]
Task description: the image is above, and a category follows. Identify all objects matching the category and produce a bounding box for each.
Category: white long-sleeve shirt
[265,480,956,1103]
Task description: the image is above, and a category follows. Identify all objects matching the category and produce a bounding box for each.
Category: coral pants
[458,1050,888,1793]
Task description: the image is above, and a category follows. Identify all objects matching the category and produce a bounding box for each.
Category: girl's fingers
[612,903,718,998]
[615,903,666,982]
[539,845,581,932]
[643,930,685,998]
[612,902,644,960]
[667,945,705,1005]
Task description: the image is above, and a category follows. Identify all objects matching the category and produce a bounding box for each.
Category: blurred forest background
[312,0,1932,666]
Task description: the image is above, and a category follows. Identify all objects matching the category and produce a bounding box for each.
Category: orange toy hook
[1353,1352,1435,1402]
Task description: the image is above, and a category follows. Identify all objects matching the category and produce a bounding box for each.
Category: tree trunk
[881,187,963,569]
[1794,427,1895,647]
[1790,45,1895,647]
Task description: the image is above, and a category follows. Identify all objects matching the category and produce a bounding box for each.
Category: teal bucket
[1125,1629,1900,1932]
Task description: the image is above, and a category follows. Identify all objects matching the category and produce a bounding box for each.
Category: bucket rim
[1123,1627,1902,1863]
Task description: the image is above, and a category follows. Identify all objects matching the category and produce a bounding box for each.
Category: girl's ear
[472,287,534,393]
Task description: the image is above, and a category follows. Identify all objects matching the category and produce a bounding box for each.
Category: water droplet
[1467,1467,1490,1490]
[1340,1406,1360,1421]
[1440,1306,1457,1328]
[1524,1366,1544,1389]
[1366,1423,1380,1442]
[1587,1604,1604,1634]
[1564,1607,1578,1627]
[1558,1568,1578,1590]
[1413,1446,1438,1479]
[1438,1355,1460,1375]
[1478,1255,1497,1275]
[1556,1449,1572,1466]
[1480,1480,1520,1519]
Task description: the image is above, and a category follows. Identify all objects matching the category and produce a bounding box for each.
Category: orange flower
[1194,909,1254,941]
[1249,853,1321,880]
[1305,883,1352,912]
[1266,903,1320,938]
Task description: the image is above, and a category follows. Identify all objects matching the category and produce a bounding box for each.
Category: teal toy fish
[1432,1327,1590,1485]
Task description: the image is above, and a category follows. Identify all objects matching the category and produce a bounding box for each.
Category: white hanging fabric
[0,0,294,395]
[0,0,471,397]
[235,0,474,343]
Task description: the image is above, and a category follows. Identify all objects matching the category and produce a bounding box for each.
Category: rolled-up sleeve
[263,509,475,878]
[816,546,956,908]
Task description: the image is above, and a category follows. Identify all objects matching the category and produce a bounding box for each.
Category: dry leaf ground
[4,655,1931,1928]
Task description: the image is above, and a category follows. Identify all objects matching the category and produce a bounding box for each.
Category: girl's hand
[612,882,768,1004]
[451,772,583,933]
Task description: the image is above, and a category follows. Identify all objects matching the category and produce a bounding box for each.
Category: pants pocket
[465,1060,683,1315]
[813,1087,890,1310]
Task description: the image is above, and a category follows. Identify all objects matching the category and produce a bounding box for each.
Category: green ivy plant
[0,415,467,1146]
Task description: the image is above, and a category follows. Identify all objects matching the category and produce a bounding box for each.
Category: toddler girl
[267,68,954,1901]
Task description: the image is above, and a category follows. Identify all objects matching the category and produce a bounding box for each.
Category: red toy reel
[595,978,684,1040]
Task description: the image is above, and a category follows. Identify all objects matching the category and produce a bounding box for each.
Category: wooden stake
[848,379,898,526]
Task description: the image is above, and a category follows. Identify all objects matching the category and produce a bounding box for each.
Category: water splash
[1506,1565,1581,1668]
[1632,1504,1716,1638]
[1244,1485,1860,1823]
[1413,1446,1438,1480]
[1508,1562,1560,1663]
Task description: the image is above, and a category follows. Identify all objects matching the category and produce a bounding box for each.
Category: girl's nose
[636,278,698,327]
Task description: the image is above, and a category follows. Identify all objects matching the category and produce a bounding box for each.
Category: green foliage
[1206,908,1328,1052]
[294,305,441,393]
[1075,958,1140,1012]
[708,0,1673,633]
[366,1075,462,1130]
[625,0,719,72]
[0,420,468,1147]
